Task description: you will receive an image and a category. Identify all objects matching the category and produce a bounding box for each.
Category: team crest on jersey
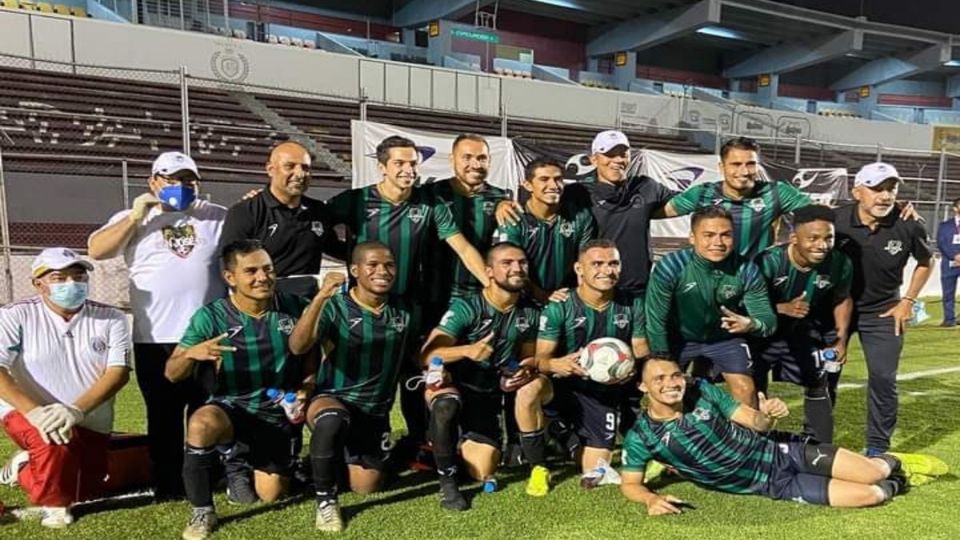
[748,198,766,212]
[884,240,903,255]
[90,337,108,354]
[691,407,712,422]
[482,201,497,216]
[390,315,407,333]
[408,205,426,224]
[311,221,324,237]
[162,224,197,258]
[613,313,629,329]
[558,221,575,238]
[814,275,831,289]
[277,316,295,335]
[515,316,531,333]
[719,284,737,299]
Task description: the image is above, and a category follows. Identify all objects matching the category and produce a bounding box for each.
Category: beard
[495,275,527,293]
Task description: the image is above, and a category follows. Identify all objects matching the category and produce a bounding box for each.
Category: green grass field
[2,302,959,540]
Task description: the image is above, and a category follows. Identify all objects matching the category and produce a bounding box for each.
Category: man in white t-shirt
[88,151,226,499]
[0,248,131,528]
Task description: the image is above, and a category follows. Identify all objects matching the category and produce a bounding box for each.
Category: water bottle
[280,392,305,424]
[817,348,841,373]
[425,357,445,390]
[266,388,284,404]
[482,477,498,493]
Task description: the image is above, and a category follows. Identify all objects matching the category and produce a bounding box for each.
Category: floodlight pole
[0,147,14,303]
[180,66,191,155]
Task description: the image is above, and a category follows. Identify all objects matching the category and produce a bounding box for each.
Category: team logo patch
[390,315,407,333]
[884,240,903,255]
[161,224,197,258]
[90,337,108,354]
[613,313,629,329]
[558,221,575,238]
[408,206,426,224]
[572,316,587,328]
[527,226,539,240]
[277,316,295,335]
[311,221,325,237]
[515,316,531,333]
[719,284,737,300]
[482,201,496,216]
[366,208,380,219]
[681,282,697,293]
[439,310,454,327]
[539,315,549,332]
[748,198,766,212]
[691,407,712,422]
[814,275,831,289]
[349,317,363,330]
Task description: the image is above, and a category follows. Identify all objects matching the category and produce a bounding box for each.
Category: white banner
[640,150,722,238]
[350,120,521,194]
[790,168,849,205]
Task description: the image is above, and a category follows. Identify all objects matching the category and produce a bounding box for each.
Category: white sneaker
[40,506,74,528]
[0,450,28,486]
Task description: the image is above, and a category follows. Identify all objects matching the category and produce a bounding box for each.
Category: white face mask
[47,281,89,310]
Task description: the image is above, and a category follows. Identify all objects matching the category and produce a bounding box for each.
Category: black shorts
[317,398,392,471]
[210,400,298,476]
[751,332,833,388]
[458,386,503,448]
[548,381,620,450]
[676,339,752,376]
[762,441,834,505]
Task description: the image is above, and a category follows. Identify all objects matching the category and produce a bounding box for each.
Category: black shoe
[226,470,258,504]
[438,478,468,511]
[501,442,525,469]
[940,321,956,328]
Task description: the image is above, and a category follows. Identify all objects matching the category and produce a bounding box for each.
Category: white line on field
[836,366,960,389]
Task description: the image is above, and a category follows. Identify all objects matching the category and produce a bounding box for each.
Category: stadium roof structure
[390,0,960,91]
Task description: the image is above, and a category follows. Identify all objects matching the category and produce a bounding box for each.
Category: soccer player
[493,158,597,301]
[620,357,908,514]
[751,205,853,444]
[168,240,312,540]
[419,242,539,510]
[327,136,490,459]
[832,163,932,455]
[645,206,777,407]
[661,137,811,259]
[532,239,648,489]
[288,242,411,533]
[88,151,223,500]
[0,248,130,528]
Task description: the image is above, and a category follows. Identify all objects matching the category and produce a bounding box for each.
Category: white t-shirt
[0,297,132,433]
[98,200,227,343]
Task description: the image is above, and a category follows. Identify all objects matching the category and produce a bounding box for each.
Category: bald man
[220,140,338,298]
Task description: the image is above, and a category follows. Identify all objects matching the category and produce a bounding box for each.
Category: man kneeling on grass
[620,357,911,514]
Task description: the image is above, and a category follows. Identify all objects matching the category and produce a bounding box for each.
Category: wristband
[902,296,917,304]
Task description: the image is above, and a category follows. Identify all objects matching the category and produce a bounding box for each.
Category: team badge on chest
[162,224,198,258]
[407,206,426,224]
[884,240,903,255]
[748,198,766,212]
[482,201,496,216]
[613,313,629,329]
[311,221,325,237]
[277,316,295,335]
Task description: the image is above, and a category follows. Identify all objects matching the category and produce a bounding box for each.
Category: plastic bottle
[280,392,305,424]
[266,388,284,404]
[817,348,841,373]
[482,477,498,493]
[425,357,445,390]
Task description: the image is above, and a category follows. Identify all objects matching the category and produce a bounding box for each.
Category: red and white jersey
[0,297,131,434]
[98,199,226,343]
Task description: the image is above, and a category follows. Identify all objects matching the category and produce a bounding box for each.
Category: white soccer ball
[578,337,635,384]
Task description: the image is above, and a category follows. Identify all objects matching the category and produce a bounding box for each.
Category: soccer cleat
[889,452,950,478]
[0,450,28,486]
[438,478,468,511]
[525,465,551,497]
[315,500,344,532]
[643,460,666,484]
[182,507,218,540]
[39,506,74,529]
[226,471,258,504]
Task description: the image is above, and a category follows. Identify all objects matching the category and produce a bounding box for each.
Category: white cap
[854,162,901,188]
[31,247,94,278]
[591,130,630,155]
[152,151,200,178]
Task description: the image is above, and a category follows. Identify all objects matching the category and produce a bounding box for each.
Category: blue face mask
[158,185,196,211]
[48,281,89,310]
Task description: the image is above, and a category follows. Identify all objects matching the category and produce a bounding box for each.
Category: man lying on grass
[620,357,912,514]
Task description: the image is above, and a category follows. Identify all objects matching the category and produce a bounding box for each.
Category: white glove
[129,192,160,222]
[24,406,53,444]
[38,403,84,445]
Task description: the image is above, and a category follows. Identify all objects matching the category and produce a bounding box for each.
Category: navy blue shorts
[751,329,836,388]
[548,381,620,450]
[762,441,834,505]
[209,399,298,476]
[311,396,392,471]
[676,338,752,376]
[458,386,504,448]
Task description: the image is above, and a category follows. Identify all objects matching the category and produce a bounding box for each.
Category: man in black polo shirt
[220,141,335,298]
[832,162,932,456]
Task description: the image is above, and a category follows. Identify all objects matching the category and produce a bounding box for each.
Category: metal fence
[1,53,957,305]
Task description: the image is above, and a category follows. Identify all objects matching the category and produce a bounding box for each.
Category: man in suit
[936,197,960,327]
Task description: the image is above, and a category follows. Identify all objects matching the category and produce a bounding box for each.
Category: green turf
[2,301,959,539]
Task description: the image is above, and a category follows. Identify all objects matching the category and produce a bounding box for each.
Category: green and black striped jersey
[538,290,645,395]
[755,245,853,335]
[436,292,539,393]
[327,184,460,297]
[493,199,597,292]
[179,293,309,425]
[622,378,774,495]
[315,292,411,416]
[421,180,511,303]
[645,247,776,356]
[669,181,811,259]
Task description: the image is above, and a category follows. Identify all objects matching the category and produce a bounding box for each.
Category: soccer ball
[578,337,634,384]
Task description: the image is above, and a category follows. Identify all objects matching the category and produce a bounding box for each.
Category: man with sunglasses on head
[88,151,226,501]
